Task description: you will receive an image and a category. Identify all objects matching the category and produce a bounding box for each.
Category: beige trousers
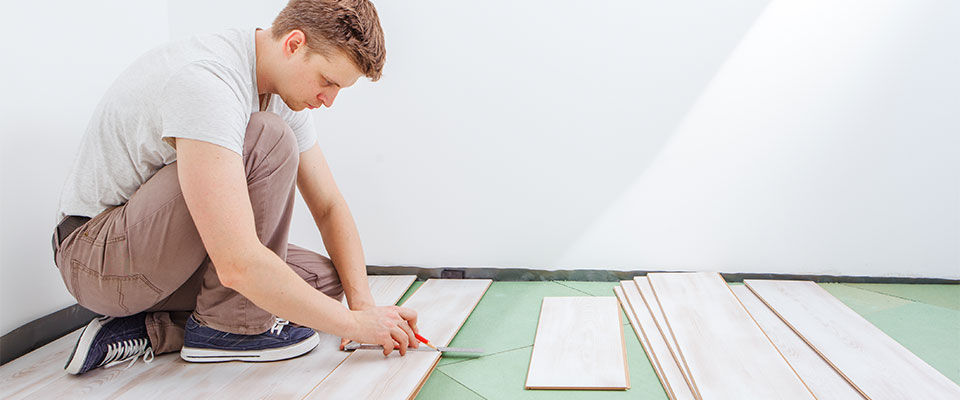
[53,112,343,354]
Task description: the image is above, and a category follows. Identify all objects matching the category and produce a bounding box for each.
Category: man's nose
[318,88,340,108]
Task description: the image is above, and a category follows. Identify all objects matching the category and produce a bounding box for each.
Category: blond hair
[272,0,385,81]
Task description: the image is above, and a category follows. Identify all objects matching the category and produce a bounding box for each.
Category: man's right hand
[350,306,420,356]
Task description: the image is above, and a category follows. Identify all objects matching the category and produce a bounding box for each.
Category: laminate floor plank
[305,279,491,400]
[617,281,696,400]
[525,296,629,390]
[0,329,81,399]
[217,275,419,399]
[730,285,864,400]
[634,276,697,395]
[745,279,960,400]
[649,272,814,400]
[2,275,417,400]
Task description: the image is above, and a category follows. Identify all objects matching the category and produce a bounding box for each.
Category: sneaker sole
[64,316,112,374]
[179,331,321,363]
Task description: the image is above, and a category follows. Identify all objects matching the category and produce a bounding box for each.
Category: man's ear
[282,29,307,57]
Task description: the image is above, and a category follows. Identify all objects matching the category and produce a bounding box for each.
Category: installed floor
[415,281,960,400]
[2,281,957,399]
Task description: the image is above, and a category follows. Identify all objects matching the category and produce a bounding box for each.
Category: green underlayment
[399,281,960,400]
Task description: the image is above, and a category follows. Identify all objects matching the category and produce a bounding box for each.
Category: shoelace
[270,318,290,335]
[101,338,155,370]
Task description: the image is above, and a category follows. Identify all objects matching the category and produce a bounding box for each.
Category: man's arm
[176,138,418,355]
[296,143,375,311]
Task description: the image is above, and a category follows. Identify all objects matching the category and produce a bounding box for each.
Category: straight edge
[638,275,702,400]
[617,295,630,390]
[719,276,818,399]
[523,297,550,389]
[615,285,676,400]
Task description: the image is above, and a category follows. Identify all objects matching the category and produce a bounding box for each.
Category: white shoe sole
[179,331,320,363]
[64,316,113,374]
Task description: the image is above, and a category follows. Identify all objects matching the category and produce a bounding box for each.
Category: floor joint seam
[552,281,598,296]
[439,344,534,368]
[836,283,958,311]
[433,369,489,400]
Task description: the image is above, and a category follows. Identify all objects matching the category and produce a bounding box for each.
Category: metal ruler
[343,342,484,354]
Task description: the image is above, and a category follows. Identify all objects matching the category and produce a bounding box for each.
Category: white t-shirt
[57,28,317,223]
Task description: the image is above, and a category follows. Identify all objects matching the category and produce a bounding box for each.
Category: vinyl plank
[745,279,960,400]
[634,276,697,396]
[648,272,813,400]
[729,285,864,400]
[524,296,629,390]
[305,279,491,400]
[617,282,696,400]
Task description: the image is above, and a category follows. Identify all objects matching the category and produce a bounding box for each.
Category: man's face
[276,41,363,112]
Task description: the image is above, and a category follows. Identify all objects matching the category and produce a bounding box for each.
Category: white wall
[0,1,170,335]
[2,0,957,335]
[558,0,960,279]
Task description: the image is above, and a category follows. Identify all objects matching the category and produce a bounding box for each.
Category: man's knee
[286,245,344,300]
[244,111,299,159]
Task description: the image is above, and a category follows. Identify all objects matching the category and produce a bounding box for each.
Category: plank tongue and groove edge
[648,272,815,400]
[0,275,419,400]
[525,296,629,390]
[304,279,492,400]
[745,279,960,400]
[634,275,699,398]
[617,281,697,400]
[729,284,864,400]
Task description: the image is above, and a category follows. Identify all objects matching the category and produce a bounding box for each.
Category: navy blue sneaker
[64,314,154,375]
[179,315,319,362]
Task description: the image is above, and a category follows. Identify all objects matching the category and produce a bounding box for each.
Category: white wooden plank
[649,272,814,400]
[305,279,492,400]
[634,275,698,396]
[215,275,419,399]
[617,282,696,400]
[525,296,629,390]
[0,329,81,399]
[2,275,417,400]
[745,279,960,400]
[730,284,864,400]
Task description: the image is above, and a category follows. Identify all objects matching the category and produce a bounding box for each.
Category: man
[52,0,418,375]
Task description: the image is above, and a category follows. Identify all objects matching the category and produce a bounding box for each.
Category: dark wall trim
[366,265,960,284]
[3,266,957,365]
[1,304,97,365]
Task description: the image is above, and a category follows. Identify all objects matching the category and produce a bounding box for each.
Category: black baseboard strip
[1,304,97,366]
[365,265,960,284]
[3,266,956,366]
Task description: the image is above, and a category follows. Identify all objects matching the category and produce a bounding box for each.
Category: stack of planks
[615,272,960,400]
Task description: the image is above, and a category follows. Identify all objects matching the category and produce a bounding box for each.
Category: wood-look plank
[0,329,81,399]
[730,285,864,400]
[616,282,696,400]
[0,275,417,400]
[648,272,814,400]
[525,296,629,390]
[221,275,419,400]
[745,279,960,400]
[305,279,492,400]
[615,286,666,394]
[634,276,698,397]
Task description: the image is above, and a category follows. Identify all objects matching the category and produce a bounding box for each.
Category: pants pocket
[69,259,164,317]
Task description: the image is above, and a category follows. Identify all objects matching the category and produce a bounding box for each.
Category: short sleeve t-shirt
[57,28,316,223]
